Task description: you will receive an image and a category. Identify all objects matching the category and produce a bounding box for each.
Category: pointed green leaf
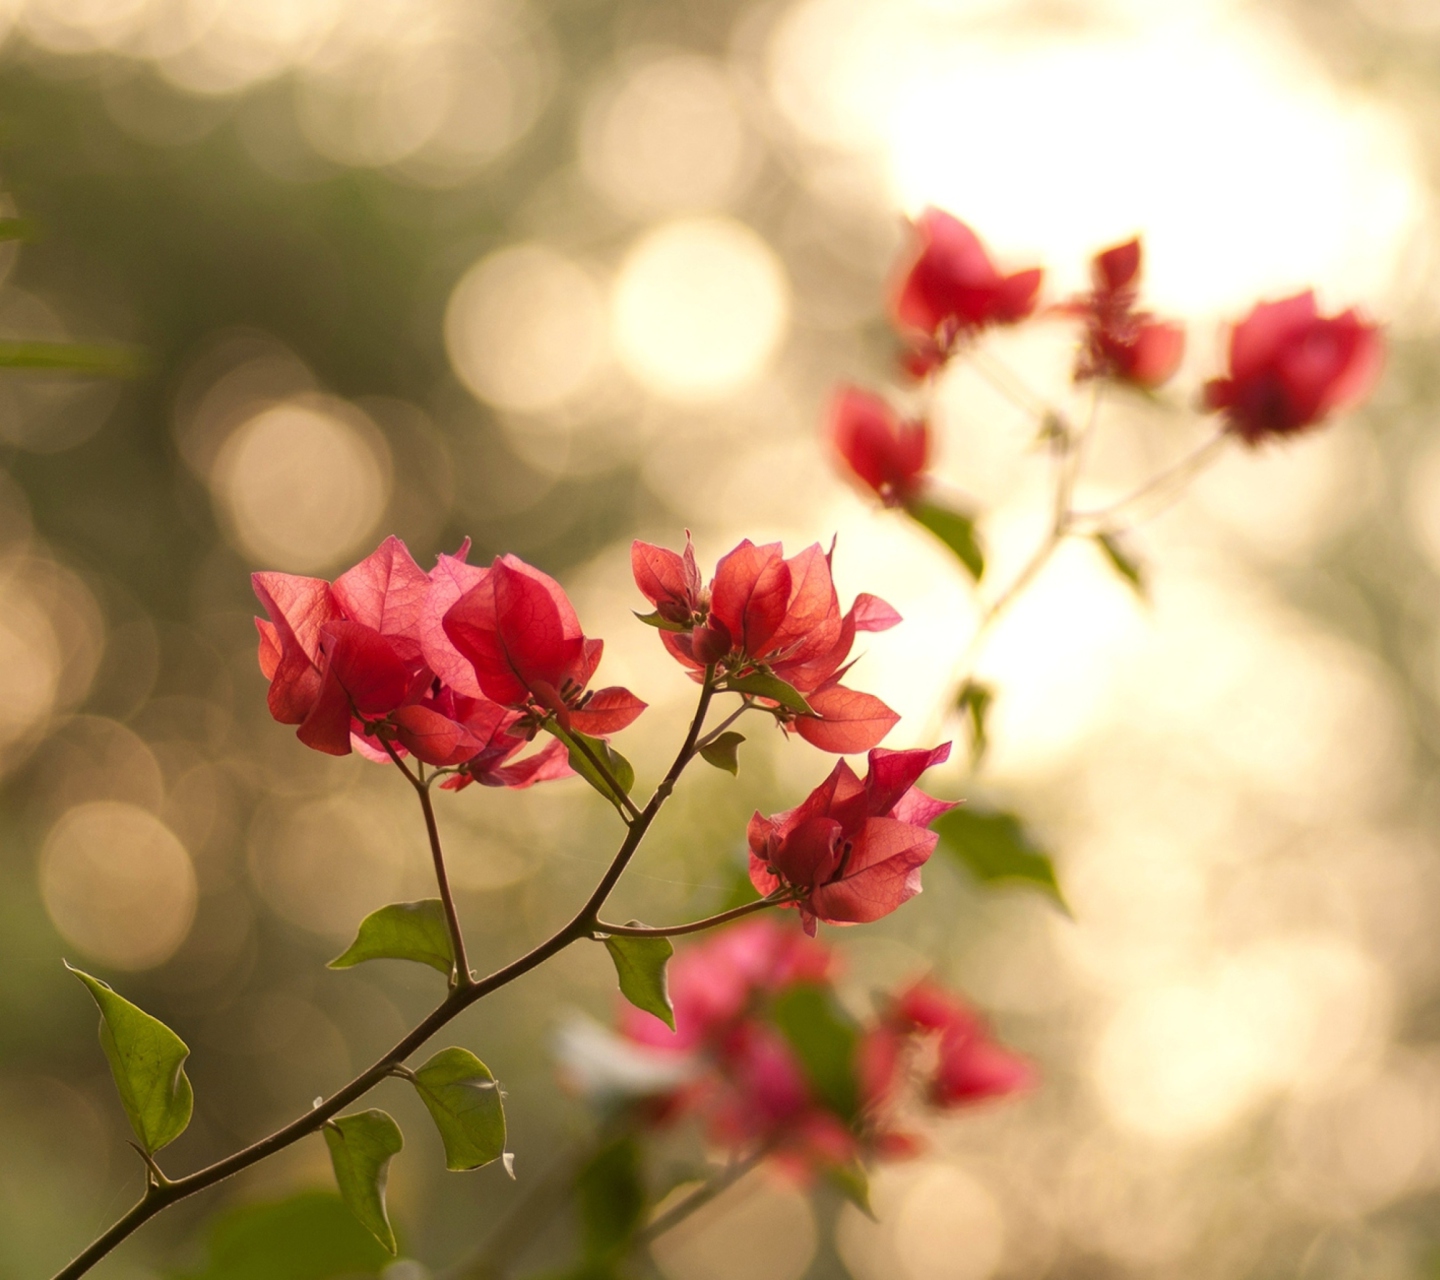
[633,610,688,633]
[328,900,453,977]
[722,671,814,715]
[908,500,984,582]
[0,340,144,376]
[323,1110,403,1255]
[934,807,1068,911]
[576,1138,646,1260]
[553,727,635,816]
[955,680,994,768]
[409,1047,506,1171]
[602,931,675,1031]
[1094,530,1146,597]
[825,1161,874,1218]
[770,983,860,1121]
[68,963,193,1155]
[697,731,745,775]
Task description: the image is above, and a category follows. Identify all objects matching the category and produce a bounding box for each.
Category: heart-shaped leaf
[554,727,636,816]
[697,731,745,775]
[602,931,675,1031]
[324,1110,404,1254]
[722,672,814,715]
[935,807,1068,911]
[409,1048,506,1172]
[328,900,454,978]
[68,963,193,1155]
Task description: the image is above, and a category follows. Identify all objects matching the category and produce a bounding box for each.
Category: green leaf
[633,610,688,632]
[770,983,860,1121]
[722,671,814,715]
[698,731,745,775]
[955,680,994,767]
[170,1191,391,1280]
[934,807,1068,911]
[555,727,635,815]
[908,500,985,582]
[1094,530,1146,597]
[825,1161,874,1218]
[409,1047,506,1171]
[328,899,453,977]
[323,1110,403,1255]
[576,1138,646,1260]
[602,931,675,1030]
[68,963,193,1155]
[0,340,144,376]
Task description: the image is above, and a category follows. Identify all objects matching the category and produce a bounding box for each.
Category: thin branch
[381,740,472,988]
[595,895,787,939]
[52,676,724,1280]
[693,700,752,753]
[638,1149,768,1246]
[1068,430,1229,530]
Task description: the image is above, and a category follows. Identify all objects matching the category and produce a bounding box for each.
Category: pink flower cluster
[829,207,1383,508]
[617,919,1032,1175]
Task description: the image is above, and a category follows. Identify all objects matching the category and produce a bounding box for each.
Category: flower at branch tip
[252,535,574,787]
[1064,236,1184,390]
[891,208,1042,377]
[828,385,929,508]
[748,743,955,933]
[1203,290,1383,445]
[442,553,646,737]
[631,536,903,753]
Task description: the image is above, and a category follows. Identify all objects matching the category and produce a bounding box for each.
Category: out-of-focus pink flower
[828,386,929,508]
[1065,237,1184,390]
[748,744,955,933]
[891,209,1042,376]
[887,980,1035,1106]
[1203,291,1383,444]
[631,538,902,754]
[443,554,646,737]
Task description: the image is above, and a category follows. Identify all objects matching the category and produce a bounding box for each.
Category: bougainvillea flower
[748,744,955,932]
[886,980,1035,1106]
[1064,237,1184,390]
[443,554,646,736]
[1203,291,1382,445]
[891,208,1042,376]
[631,537,901,753]
[828,386,929,508]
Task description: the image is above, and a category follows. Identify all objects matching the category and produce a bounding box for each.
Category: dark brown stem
[596,895,786,938]
[51,675,722,1280]
[381,741,471,988]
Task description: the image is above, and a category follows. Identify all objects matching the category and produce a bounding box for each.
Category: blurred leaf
[576,1138,646,1261]
[557,728,635,816]
[722,672,814,715]
[633,610,688,633]
[0,217,35,241]
[0,340,144,376]
[323,1110,403,1255]
[908,500,984,582]
[955,680,994,767]
[825,1161,873,1218]
[602,931,674,1031]
[1093,530,1146,597]
[328,900,453,977]
[68,963,192,1155]
[410,1047,506,1171]
[171,1191,390,1280]
[770,984,860,1121]
[934,808,1068,911]
[698,731,745,775]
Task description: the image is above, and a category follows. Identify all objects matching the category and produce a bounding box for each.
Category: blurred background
[0,0,1435,1275]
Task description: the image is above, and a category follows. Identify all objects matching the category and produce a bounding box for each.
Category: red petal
[771,816,843,890]
[568,686,648,736]
[421,553,487,698]
[711,540,790,658]
[1093,238,1141,293]
[486,737,573,788]
[828,386,929,505]
[319,621,413,715]
[863,742,951,817]
[393,704,487,767]
[632,540,694,611]
[1121,320,1185,388]
[1229,291,1318,381]
[332,536,431,662]
[255,617,281,681]
[768,544,841,669]
[795,685,900,754]
[809,816,934,923]
[296,665,355,756]
[850,593,901,633]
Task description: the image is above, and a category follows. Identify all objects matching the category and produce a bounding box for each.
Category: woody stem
[595,894,789,938]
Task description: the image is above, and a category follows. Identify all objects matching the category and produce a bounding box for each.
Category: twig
[595,895,788,939]
[638,1149,768,1246]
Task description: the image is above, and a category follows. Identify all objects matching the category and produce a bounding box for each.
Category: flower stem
[595,894,788,938]
[637,1149,768,1246]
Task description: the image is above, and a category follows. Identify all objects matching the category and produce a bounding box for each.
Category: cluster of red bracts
[253,536,643,789]
[617,920,1032,1175]
[631,535,903,755]
[829,207,1382,511]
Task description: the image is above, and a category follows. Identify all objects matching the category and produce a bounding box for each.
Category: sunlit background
[0,0,1437,1276]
